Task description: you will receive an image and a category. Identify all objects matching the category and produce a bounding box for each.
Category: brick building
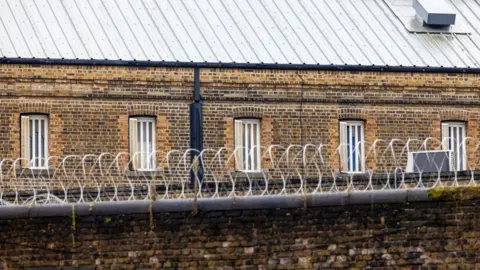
[0,0,479,268]
[0,0,480,178]
[0,0,478,184]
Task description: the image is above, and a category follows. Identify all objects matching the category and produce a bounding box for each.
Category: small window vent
[413,0,456,26]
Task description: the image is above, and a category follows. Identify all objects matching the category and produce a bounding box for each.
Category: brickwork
[0,199,478,269]
[0,65,194,170]
[199,69,480,173]
[0,100,189,173]
[0,64,480,173]
[0,64,479,269]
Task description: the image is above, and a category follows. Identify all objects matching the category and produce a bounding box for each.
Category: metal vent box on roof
[413,0,456,26]
[385,0,469,34]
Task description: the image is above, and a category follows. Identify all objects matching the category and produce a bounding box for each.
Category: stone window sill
[230,169,268,179]
[337,171,368,176]
[125,168,163,178]
[335,170,473,181]
[16,168,56,177]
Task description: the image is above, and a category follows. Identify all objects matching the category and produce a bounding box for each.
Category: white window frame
[130,117,156,171]
[22,114,49,169]
[234,118,261,172]
[340,120,365,173]
[441,122,467,171]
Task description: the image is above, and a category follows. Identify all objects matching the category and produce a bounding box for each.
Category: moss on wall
[428,186,480,201]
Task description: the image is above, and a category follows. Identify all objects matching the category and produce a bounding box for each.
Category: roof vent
[413,0,456,26]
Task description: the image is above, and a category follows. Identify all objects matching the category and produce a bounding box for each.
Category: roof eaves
[0,57,478,74]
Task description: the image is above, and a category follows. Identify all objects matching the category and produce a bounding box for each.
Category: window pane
[244,123,248,170]
[343,122,364,173]
[147,122,151,169]
[249,123,252,170]
[134,119,156,170]
[41,119,45,167]
[253,123,257,170]
[346,126,350,171]
[26,116,48,168]
[448,126,452,150]
[243,123,247,170]
[246,123,251,170]
[35,119,39,167]
[250,123,254,170]
[148,121,153,169]
[459,126,463,170]
[358,125,362,172]
[139,122,143,169]
[143,122,148,169]
[237,120,261,171]
[29,119,33,166]
[137,121,141,156]
[352,125,356,172]
[453,126,458,171]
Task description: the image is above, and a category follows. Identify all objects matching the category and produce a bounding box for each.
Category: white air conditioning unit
[406,150,454,173]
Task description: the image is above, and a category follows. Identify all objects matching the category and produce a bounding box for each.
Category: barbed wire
[0,138,478,206]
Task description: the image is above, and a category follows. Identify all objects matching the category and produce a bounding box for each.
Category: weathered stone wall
[0,199,478,269]
[1,64,480,173]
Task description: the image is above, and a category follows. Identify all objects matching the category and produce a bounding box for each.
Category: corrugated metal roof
[1,0,480,68]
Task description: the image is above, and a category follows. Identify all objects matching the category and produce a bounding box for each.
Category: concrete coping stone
[0,189,432,219]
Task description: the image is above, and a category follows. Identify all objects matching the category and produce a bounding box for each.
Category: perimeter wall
[0,197,478,269]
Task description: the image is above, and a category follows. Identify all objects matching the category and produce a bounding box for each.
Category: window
[339,121,365,173]
[129,117,156,171]
[441,122,466,171]
[234,119,261,171]
[21,115,48,169]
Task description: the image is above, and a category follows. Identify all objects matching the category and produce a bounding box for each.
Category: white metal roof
[1,0,480,68]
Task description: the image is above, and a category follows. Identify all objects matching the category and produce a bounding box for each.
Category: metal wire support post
[192,156,200,215]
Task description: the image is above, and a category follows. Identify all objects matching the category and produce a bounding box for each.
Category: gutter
[0,189,431,219]
[1,57,479,74]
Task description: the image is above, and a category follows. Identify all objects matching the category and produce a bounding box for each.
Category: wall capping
[0,189,430,219]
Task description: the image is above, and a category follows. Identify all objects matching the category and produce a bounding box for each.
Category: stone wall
[0,199,478,269]
[1,64,480,172]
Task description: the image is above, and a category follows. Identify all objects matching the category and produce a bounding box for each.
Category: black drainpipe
[296,71,305,178]
[190,67,203,183]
